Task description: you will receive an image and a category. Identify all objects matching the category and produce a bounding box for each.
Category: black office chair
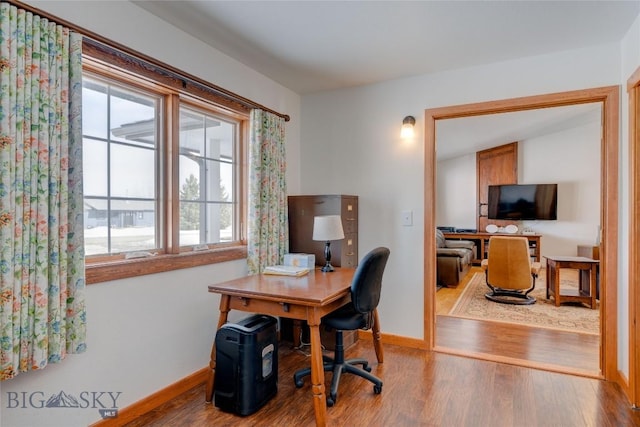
[293,246,390,406]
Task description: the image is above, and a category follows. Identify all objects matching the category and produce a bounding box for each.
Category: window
[82,61,247,283]
[83,76,161,256]
[178,106,238,247]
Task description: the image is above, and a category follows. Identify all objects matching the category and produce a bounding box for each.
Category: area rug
[444,272,599,335]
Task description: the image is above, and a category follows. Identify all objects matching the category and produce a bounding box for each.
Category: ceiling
[436,103,602,160]
[134,1,638,95]
[133,1,633,159]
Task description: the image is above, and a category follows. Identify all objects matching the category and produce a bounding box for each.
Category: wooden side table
[545,256,599,309]
[577,245,600,298]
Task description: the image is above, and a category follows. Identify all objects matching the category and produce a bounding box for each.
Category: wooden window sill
[86,245,247,284]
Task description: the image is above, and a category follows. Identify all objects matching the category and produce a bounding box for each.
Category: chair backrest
[486,236,532,290]
[350,247,390,314]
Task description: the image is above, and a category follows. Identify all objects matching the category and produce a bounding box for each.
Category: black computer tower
[214,314,278,416]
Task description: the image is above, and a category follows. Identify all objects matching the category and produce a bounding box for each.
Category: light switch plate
[401,210,413,226]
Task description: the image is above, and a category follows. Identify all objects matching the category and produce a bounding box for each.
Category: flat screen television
[487,184,558,220]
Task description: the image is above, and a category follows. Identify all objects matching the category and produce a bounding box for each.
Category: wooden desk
[545,256,599,309]
[443,231,542,262]
[206,268,383,427]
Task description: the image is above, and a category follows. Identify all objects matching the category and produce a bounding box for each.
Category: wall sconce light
[401,115,415,139]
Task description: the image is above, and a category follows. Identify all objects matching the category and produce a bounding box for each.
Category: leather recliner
[436,229,476,287]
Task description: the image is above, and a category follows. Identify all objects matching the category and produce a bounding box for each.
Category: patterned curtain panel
[0,4,86,380]
[247,109,288,274]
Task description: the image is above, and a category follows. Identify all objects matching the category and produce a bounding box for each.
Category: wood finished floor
[435,267,600,375]
[124,342,638,427]
[125,267,609,425]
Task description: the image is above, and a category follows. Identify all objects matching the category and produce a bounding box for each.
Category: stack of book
[263,265,310,277]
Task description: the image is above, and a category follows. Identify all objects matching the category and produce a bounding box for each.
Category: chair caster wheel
[364,365,371,372]
[327,393,336,407]
[294,378,304,388]
[373,384,382,394]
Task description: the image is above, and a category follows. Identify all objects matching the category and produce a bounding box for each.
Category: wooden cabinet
[288,195,358,268]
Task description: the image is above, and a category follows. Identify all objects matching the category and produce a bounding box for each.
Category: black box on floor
[214,314,278,416]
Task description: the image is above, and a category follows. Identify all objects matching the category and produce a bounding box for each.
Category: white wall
[437,119,602,259]
[301,43,622,341]
[619,13,640,385]
[519,120,601,257]
[1,2,302,426]
[436,153,476,229]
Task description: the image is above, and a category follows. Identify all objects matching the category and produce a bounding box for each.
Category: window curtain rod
[6,0,290,122]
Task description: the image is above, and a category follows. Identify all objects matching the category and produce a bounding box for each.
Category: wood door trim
[423,86,619,383]
[628,67,640,407]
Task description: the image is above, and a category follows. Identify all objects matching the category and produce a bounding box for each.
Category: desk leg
[205,295,231,403]
[371,308,384,364]
[308,320,327,427]
[590,265,597,309]
[554,264,561,307]
[546,263,551,299]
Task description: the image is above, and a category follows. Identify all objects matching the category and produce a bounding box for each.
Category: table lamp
[312,215,345,272]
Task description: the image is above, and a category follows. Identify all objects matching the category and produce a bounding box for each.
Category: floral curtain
[0,4,86,380]
[247,109,288,274]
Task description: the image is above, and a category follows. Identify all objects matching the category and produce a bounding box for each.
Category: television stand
[442,231,541,262]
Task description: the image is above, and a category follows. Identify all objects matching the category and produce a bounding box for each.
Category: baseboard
[615,368,632,404]
[358,330,428,350]
[89,367,209,427]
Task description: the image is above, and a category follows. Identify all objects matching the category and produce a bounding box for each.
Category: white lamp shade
[312,215,345,241]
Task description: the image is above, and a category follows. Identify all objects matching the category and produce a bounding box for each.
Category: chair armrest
[531,262,542,275]
[437,248,468,258]
[445,240,475,250]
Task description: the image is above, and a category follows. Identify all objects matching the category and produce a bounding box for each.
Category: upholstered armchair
[481,236,541,305]
[436,229,476,287]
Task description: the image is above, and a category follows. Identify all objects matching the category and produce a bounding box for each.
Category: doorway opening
[423,86,619,380]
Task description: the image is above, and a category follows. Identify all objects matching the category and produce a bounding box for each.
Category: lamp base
[321,263,335,272]
[321,241,335,272]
